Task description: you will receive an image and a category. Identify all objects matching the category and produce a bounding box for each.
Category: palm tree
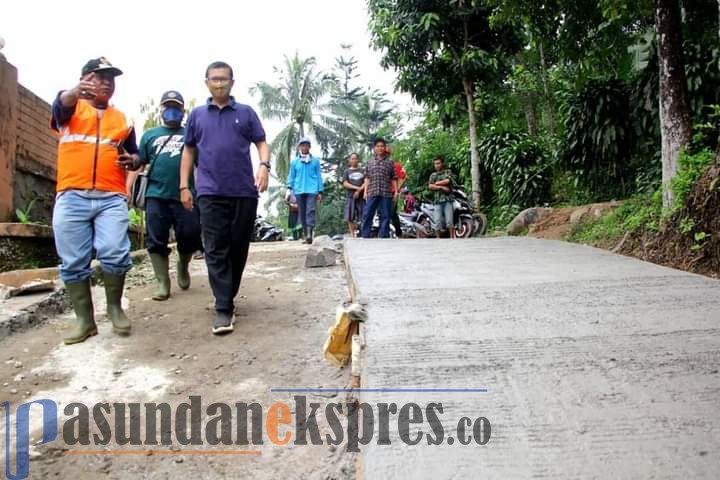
[322,89,395,157]
[250,53,334,179]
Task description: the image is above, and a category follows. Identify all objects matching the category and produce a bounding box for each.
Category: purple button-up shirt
[184,97,266,198]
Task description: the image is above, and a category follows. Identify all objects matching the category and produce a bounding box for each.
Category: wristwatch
[260,161,271,171]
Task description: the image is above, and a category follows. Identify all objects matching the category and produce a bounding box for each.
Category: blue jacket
[287,154,323,194]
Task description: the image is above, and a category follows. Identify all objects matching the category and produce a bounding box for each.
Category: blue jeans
[296,193,317,228]
[361,196,392,238]
[52,191,132,284]
[434,201,455,230]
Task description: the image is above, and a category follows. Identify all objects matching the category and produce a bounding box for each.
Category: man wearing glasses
[179,61,271,335]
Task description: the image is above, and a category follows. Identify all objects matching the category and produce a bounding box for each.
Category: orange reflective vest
[54,99,131,194]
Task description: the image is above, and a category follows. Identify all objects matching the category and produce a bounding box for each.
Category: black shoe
[212,311,235,334]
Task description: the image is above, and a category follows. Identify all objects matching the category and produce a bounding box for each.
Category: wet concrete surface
[345,237,720,479]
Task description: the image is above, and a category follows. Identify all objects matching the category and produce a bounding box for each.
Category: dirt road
[0,242,356,479]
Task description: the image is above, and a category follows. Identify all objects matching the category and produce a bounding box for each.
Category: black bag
[129,132,176,210]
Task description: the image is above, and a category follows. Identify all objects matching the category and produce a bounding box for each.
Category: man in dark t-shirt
[136,90,201,301]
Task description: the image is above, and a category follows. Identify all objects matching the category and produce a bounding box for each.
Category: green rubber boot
[103,272,131,335]
[63,280,97,345]
[177,253,192,290]
[149,253,171,300]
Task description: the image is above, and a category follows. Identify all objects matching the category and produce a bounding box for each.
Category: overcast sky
[2,0,414,141]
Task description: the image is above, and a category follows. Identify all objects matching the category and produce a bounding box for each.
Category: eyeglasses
[206,77,231,84]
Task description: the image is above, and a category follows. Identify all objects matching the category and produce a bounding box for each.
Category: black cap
[160,90,184,106]
[81,57,123,77]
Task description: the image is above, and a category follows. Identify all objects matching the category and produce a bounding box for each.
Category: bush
[478,127,553,209]
[392,118,471,203]
[671,147,716,213]
[315,180,348,237]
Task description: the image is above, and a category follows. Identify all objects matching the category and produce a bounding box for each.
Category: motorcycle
[413,189,487,239]
[252,216,284,242]
[368,213,398,238]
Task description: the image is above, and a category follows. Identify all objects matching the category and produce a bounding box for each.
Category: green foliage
[671,148,716,212]
[487,204,523,231]
[559,78,635,200]
[367,0,522,109]
[315,180,348,237]
[391,116,470,202]
[128,208,142,229]
[569,192,661,244]
[478,127,553,208]
[15,199,37,224]
[250,53,335,179]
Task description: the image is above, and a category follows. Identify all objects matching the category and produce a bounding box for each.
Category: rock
[570,202,621,225]
[9,388,18,394]
[305,239,338,268]
[569,206,591,225]
[14,373,24,382]
[13,361,23,368]
[506,208,553,235]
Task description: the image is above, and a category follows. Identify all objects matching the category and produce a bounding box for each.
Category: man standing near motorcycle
[428,155,456,239]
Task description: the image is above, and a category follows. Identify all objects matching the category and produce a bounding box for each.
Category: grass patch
[568,192,661,245]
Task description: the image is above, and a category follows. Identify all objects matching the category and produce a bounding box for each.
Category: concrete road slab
[345,237,720,479]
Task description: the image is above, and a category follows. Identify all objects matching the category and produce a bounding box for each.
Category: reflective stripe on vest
[58,132,122,147]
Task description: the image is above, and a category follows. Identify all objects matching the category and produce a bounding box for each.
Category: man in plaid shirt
[361,138,398,238]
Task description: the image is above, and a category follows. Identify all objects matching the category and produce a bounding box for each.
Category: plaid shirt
[365,156,397,198]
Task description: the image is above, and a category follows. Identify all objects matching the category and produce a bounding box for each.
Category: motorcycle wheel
[456,217,474,239]
[473,213,488,236]
[417,216,432,238]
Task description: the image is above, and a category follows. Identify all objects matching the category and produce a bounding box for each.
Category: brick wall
[0,54,58,223]
[16,84,57,178]
[0,54,18,222]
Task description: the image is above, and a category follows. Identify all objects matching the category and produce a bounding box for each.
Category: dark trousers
[296,193,317,228]
[198,196,258,313]
[361,196,392,238]
[146,197,202,256]
[288,210,299,232]
[391,200,402,238]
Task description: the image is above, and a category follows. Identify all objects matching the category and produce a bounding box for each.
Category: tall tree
[250,53,333,178]
[368,0,521,210]
[656,0,693,208]
[321,45,365,171]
